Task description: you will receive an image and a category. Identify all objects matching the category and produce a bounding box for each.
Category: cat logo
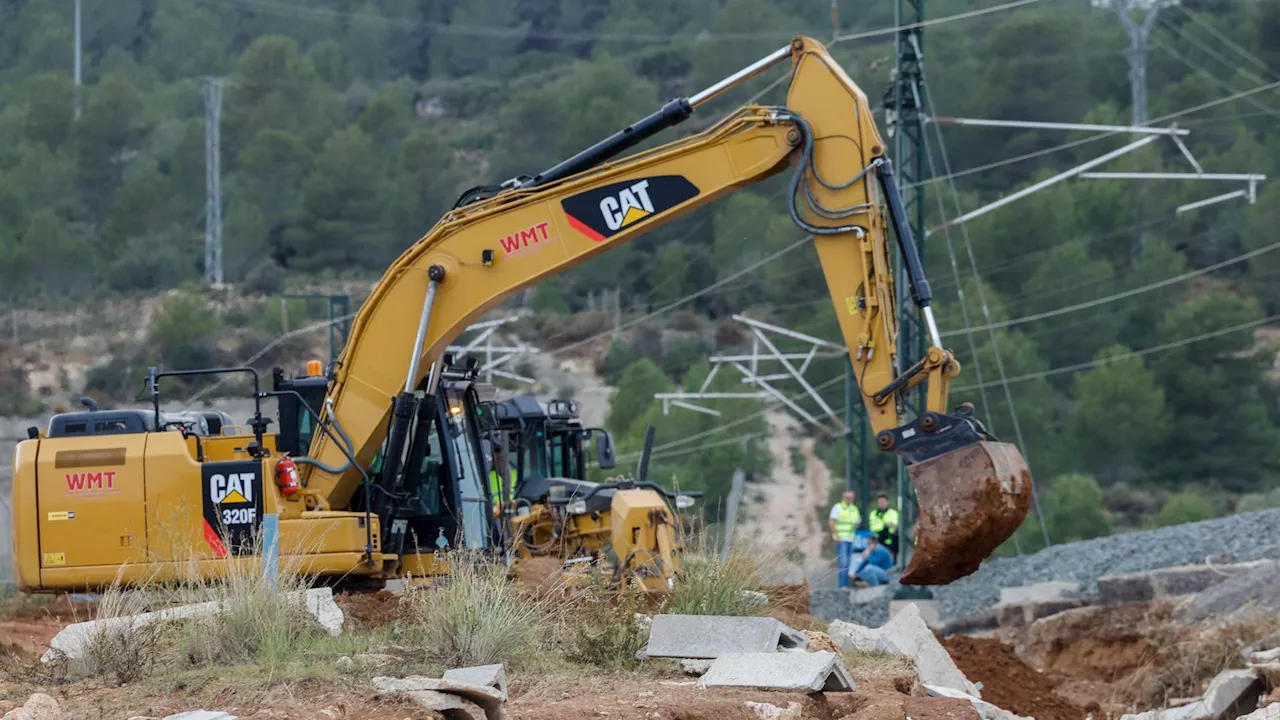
[562,175,699,242]
[209,472,255,505]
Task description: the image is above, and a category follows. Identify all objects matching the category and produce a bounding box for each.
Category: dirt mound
[941,635,1086,720]
[1022,601,1170,683]
[334,590,401,630]
[767,581,823,630]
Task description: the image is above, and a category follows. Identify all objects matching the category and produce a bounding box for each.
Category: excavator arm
[300,37,1032,585]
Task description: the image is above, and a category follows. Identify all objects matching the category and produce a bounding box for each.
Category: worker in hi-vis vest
[869,493,901,562]
[828,489,863,589]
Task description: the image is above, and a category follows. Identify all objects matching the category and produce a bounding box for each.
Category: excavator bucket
[899,441,1033,585]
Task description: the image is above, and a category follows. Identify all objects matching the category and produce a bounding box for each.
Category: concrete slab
[646,615,807,659]
[42,588,343,664]
[697,651,854,693]
[1237,704,1280,720]
[877,603,980,697]
[998,581,1080,605]
[443,664,508,700]
[372,676,506,720]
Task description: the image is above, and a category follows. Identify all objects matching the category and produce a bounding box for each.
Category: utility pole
[73,0,82,120]
[1108,0,1172,126]
[203,77,224,286]
[884,0,927,570]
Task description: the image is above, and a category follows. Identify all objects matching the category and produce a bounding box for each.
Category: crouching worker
[851,535,895,587]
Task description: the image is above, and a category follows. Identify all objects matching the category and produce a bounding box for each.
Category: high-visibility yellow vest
[869,507,900,533]
[834,503,861,540]
[489,470,503,505]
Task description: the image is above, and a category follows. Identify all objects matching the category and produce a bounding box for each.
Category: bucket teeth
[899,441,1032,586]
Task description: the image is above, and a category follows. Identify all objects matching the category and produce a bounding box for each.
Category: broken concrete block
[1252,647,1280,663]
[443,664,508,700]
[371,676,505,720]
[890,599,940,628]
[304,587,345,636]
[1237,703,1280,720]
[996,598,1088,630]
[1123,669,1263,720]
[42,588,343,663]
[1098,572,1156,604]
[646,615,807,659]
[998,581,1080,605]
[924,684,1030,720]
[401,690,486,720]
[744,701,802,719]
[1,694,63,720]
[680,659,713,676]
[877,603,980,697]
[697,651,854,693]
[827,619,880,652]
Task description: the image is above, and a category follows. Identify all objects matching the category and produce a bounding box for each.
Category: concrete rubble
[923,684,1031,720]
[41,587,344,663]
[679,658,713,676]
[1097,563,1270,605]
[443,664,508,700]
[372,675,507,720]
[1119,668,1262,720]
[697,651,854,693]
[831,603,980,698]
[645,614,808,659]
[743,700,802,719]
[1,694,62,720]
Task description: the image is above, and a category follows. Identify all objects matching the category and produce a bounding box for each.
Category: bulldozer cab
[485,396,616,488]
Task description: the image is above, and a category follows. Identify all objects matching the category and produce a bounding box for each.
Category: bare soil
[941,635,1086,720]
[334,590,402,631]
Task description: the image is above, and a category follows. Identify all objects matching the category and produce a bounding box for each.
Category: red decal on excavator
[498,221,558,255]
[203,519,229,558]
[565,213,606,243]
[65,471,117,492]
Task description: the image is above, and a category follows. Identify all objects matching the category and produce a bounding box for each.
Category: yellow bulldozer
[10,35,1032,593]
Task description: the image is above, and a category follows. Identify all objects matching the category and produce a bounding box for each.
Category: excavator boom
[295,37,1032,584]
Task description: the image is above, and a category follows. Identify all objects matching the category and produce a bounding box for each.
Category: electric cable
[944,233,1280,337]
[1176,6,1275,78]
[1152,36,1280,123]
[953,312,1280,391]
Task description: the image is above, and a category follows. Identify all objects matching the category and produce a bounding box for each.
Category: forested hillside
[2,0,1280,539]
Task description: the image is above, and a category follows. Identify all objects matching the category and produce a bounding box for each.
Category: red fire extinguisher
[275,455,301,498]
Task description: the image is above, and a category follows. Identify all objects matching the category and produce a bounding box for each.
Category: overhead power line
[1176,5,1275,78]
[944,234,1280,337]
[211,0,1043,44]
[954,313,1280,391]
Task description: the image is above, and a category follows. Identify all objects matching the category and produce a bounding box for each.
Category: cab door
[36,435,149,569]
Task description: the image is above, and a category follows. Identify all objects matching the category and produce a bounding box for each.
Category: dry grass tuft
[559,577,651,669]
[398,555,555,670]
[1122,608,1280,710]
[665,533,779,617]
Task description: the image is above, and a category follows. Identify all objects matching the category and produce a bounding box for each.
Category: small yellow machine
[11,36,1032,593]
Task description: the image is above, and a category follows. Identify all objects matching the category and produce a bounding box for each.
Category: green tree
[101,162,179,256]
[22,210,95,298]
[149,291,224,371]
[74,73,143,220]
[225,36,340,154]
[1153,489,1216,528]
[393,128,464,244]
[1243,184,1280,313]
[1020,240,1120,370]
[607,358,673,436]
[531,276,571,315]
[1151,291,1280,492]
[17,73,75,150]
[1071,346,1169,485]
[290,126,387,270]
[1041,473,1113,543]
[228,129,312,276]
[428,0,528,78]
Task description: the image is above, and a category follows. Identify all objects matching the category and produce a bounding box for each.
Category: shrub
[150,291,224,370]
[1236,488,1280,514]
[81,572,169,684]
[240,261,286,296]
[398,556,551,669]
[1154,489,1217,528]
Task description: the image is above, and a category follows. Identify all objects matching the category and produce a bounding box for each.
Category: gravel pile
[935,507,1280,624]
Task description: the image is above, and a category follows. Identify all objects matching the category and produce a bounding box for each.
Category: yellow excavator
[10,36,1032,593]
